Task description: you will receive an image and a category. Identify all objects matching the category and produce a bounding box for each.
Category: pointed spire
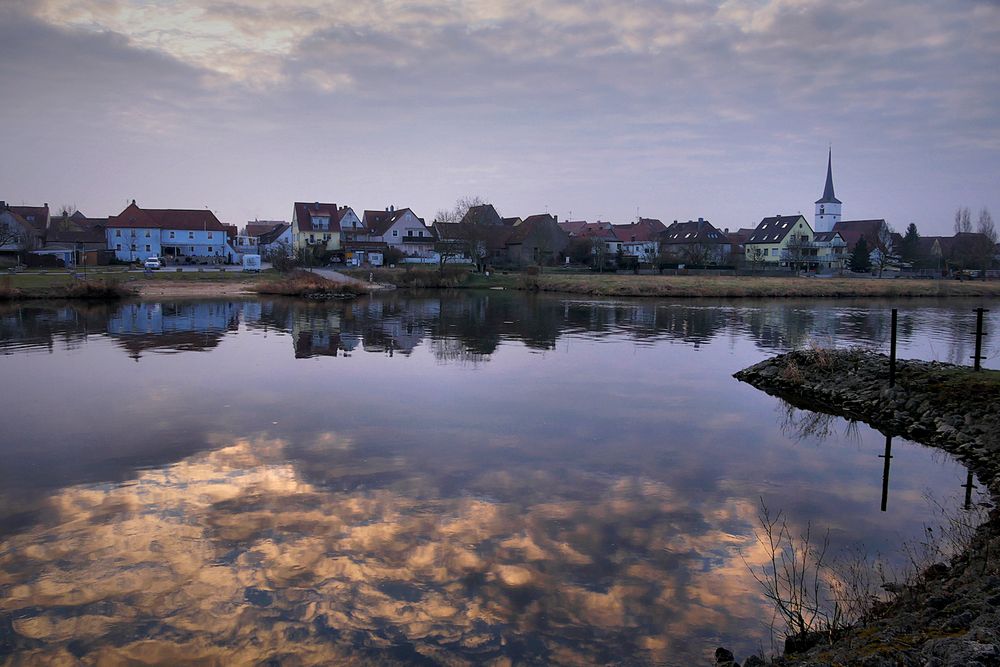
[816,148,842,204]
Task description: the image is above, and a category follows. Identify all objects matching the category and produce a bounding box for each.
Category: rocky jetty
[728,348,1000,666]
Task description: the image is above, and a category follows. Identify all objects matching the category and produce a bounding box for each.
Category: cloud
[1,0,998,230]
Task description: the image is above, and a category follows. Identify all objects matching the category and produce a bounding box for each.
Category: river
[0,292,996,665]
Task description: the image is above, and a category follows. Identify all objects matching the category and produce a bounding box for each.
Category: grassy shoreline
[352,269,1000,299]
[6,268,1000,300]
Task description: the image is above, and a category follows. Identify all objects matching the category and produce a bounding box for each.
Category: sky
[1,0,998,235]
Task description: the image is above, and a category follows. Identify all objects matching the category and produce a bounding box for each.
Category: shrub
[254,270,368,299]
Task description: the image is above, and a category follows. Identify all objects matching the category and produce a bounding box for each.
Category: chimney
[724,227,729,233]
[0,201,6,209]
[553,214,558,222]
[698,217,704,223]
[131,199,136,206]
[313,202,319,211]
[673,220,678,224]
[385,206,389,212]
[390,205,394,212]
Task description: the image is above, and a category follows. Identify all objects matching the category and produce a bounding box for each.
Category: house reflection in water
[107,302,241,360]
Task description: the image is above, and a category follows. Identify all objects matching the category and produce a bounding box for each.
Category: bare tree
[0,218,22,249]
[977,207,997,245]
[748,246,767,272]
[873,223,896,277]
[436,195,488,224]
[954,206,973,234]
[591,237,608,272]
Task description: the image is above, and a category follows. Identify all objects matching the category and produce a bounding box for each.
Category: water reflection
[0,436,782,665]
[1,294,998,366]
[0,293,996,663]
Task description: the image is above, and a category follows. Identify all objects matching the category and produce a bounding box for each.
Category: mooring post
[879,433,893,512]
[971,307,989,372]
[963,470,976,511]
[889,308,897,388]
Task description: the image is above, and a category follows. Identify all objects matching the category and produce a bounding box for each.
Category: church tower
[814,148,842,232]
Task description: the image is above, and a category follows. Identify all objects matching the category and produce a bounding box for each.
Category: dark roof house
[746,215,809,244]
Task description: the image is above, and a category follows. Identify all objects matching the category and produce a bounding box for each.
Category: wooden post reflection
[963,470,976,511]
[879,434,893,512]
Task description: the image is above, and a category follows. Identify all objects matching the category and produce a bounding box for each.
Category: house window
[188,231,194,239]
[208,232,213,239]
[392,230,398,237]
[190,246,195,252]
[208,247,213,252]
[145,230,151,238]
[309,234,315,243]
[169,231,175,239]
[116,244,121,251]
[419,230,424,237]
[408,230,413,237]
[130,244,136,251]
[145,244,151,252]
[115,229,121,237]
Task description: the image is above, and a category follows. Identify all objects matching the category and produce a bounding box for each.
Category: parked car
[144,257,162,270]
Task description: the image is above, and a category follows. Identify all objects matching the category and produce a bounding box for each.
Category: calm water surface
[0,293,997,665]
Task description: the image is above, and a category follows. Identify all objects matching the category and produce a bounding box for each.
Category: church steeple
[816,148,841,205]
[814,148,842,232]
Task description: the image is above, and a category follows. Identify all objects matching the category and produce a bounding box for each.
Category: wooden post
[889,308,897,388]
[971,308,989,372]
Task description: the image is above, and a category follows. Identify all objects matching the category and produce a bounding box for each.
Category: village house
[239,221,292,257]
[612,218,667,263]
[660,218,732,265]
[506,214,569,265]
[364,207,436,259]
[291,202,346,253]
[106,200,234,263]
[0,202,48,260]
[744,215,813,268]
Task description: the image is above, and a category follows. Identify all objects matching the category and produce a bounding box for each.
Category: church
[815,150,891,260]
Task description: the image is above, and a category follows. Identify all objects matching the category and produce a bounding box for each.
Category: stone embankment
[728,348,1000,666]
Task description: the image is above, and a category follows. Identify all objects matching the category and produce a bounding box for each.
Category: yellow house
[745,214,814,267]
[292,202,343,253]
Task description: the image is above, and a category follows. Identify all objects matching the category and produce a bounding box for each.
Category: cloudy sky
[1,0,997,234]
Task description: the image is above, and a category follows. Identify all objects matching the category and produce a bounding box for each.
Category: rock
[714,647,736,666]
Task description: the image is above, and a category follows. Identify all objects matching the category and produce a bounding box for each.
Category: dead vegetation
[253,270,369,299]
[0,276,134,301]
[515,274,1000,299]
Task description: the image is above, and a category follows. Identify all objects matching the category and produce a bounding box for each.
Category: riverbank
[1,269,384,300]
[350,269,1000,299]
[733,349,1000,666]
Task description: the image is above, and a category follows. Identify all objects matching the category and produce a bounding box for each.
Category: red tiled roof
[364,208,420,237]
[832,219,888,251]
[509,214,560,243]
[612,218,666,243]
[245,222,286,238]
[294,202,342,233]
[10,205,49,234]
[108,202,226,231]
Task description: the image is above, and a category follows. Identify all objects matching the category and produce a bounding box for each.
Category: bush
[254,270,368,299]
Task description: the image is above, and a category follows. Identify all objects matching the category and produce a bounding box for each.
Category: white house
[364,207,436,258]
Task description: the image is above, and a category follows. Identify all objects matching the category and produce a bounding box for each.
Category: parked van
[242,254,262,272]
